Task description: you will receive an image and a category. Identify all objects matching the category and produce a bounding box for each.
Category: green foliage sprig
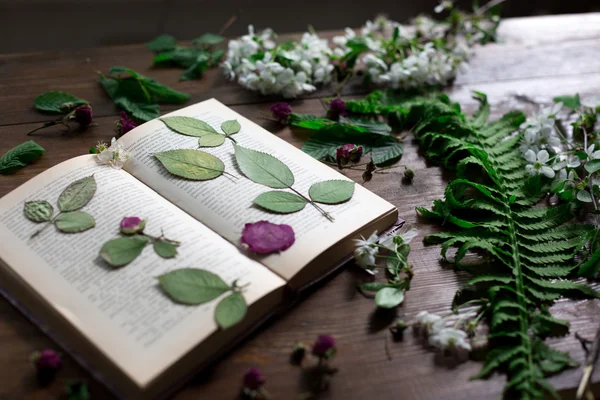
[0,140,45,174]
[347,89,600,399]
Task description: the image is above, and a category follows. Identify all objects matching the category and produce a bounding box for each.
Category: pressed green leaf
[146,34,177,53]
[198,134,226,147]
[221,120,241,135]
[99,236,149,267]
[158,268,230,304]
[194,33,225,46]
[57,175,97,212]
[0,141,45,174]
[115,98,160,122]
[253,191,307,213]
[374,287,404,308]
[553,94,580,110]
[215,292,247,329]
[34,91,87,113]
[55,211,96,233]
[160,116,218,137]
[24,200,54,222]
[154,149,225,180]
[153,240,178,258]
[233,144,294,188]
[309,180,355,204]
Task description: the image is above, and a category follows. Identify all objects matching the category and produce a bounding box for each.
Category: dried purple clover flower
[243,367,266,391]
[241,221,295,254]
[74,105,93,127]
[31,349,62,385]
[328,98,348,119]
[270,102,292,124]
[312,335,336,359]
[117,111,137,136]
[335,144,363,166]
[119,216,146,235]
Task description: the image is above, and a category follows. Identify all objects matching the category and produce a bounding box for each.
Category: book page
[0,155,285,387]
[119,99,396,281]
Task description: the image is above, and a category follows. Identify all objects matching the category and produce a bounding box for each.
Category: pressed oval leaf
[154,149,224,180]
[160,116,218,137]
[215,292,247,329]
[375,287,404,308]
[100,236,149,267]
[253,191,307,213]
[154,240,178,258]
[34,91,88,113]
[158,268,230,304]
[309,180,355,204]
[24,200,54,222]
[221,120,241,135]
[198,134,226,147]
[55,211,96,233]
[57,175,97,212]
[233,144,294,188]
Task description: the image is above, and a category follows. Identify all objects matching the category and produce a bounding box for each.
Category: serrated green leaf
[34,91,87,113]
[215,292,247,329]
[115,97,160,122]
[143,79,190,104]
[553,94,580,110]
[158,268,230,304]
[221,120,241,135]
[233,144,294,188]
[55,211,96,233]
[253,191,307,213]
[374,287,404,308]
[146,34,177,53]
[194,33,225,46]
[160,116,218,137]
[24,200,54,222]
[0,141,45,174]
[100,236,149,267]
[153,240,178,258]
[338,116,392,135]
[180,60,208,81]
[58,175,97,212]
[154,149,225,180]
[309,180,355,204]
[198,134,226,147]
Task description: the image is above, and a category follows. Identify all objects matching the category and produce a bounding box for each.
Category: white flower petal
[537,150,550,164]
[524,149,536,163]
[541,166,555,178]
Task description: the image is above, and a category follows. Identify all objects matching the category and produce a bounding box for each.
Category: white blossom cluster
[413,311,472,360]
[95,138,131,170]
[222,25,333,98]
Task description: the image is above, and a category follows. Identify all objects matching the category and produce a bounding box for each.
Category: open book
[0,99,398,399]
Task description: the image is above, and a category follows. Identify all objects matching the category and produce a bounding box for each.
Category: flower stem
[289,186,334,222]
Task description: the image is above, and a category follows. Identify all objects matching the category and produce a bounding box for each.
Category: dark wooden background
[1,12,600,400]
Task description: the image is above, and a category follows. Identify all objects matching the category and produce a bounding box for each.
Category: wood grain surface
[1,12,600,400]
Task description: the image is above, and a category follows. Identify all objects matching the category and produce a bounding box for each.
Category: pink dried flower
[119,216,146,235]
[328,98,348,119]
[312,335,336,358]
[241,221,295,254]
[32,349,62,371]
[243,368,265,391]
[270,102,292,123]
[74,105,93,127]
[336,144,363,166]
[118,111,137,136]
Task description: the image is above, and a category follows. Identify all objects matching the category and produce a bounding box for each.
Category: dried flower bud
[270,102,292,124]
[362,170,373,183]
[389,320,408,339]
[74,105,93,127]
[404,167,415,182]
[336,144,363,166]
[328,98,348,120]
[31,349,62,385]
[118,111,137,136]
[243,368,266,391]
[311,334,336,359]
[290,343,307,364]
[119,216,146,235]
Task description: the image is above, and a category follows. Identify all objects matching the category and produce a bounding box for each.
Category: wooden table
[1,12,600,400]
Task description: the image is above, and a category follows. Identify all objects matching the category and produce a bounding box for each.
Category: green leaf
[0,141,45,174]
[54,211,96,233]
[65,381,90,400]
[142,79,190,104]
[154,149,225,180]
[577,189,592,203]
[233,144,294,188]
[253,191,307,213]
[367,136,404,165]
[553,94,581,110]
[374,287,404,308]
[33,91,87,113]
[99,236,149,267]
[179,60,208,81]
[153,240,178,258]
[160,116,218,137]
[358,282,392,291]
[24,200,54,222]
[338,116,392,135]
[198,134,226,147]
[115,98,160,122]
[215,292,247,329]
[221,120,241,135]
[585,159,600,174]
[57,175,97,212]
[146,34,177,53]
[309,180,355,204]
[158,268,230,304]
[194,33,225,46]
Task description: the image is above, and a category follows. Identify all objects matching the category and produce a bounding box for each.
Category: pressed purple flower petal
[74,105,93,127]
[119,216,145,235]
[270,102,292,123]
[311,334,336,357]
[241,221,295,254]
[243,367,265,391]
